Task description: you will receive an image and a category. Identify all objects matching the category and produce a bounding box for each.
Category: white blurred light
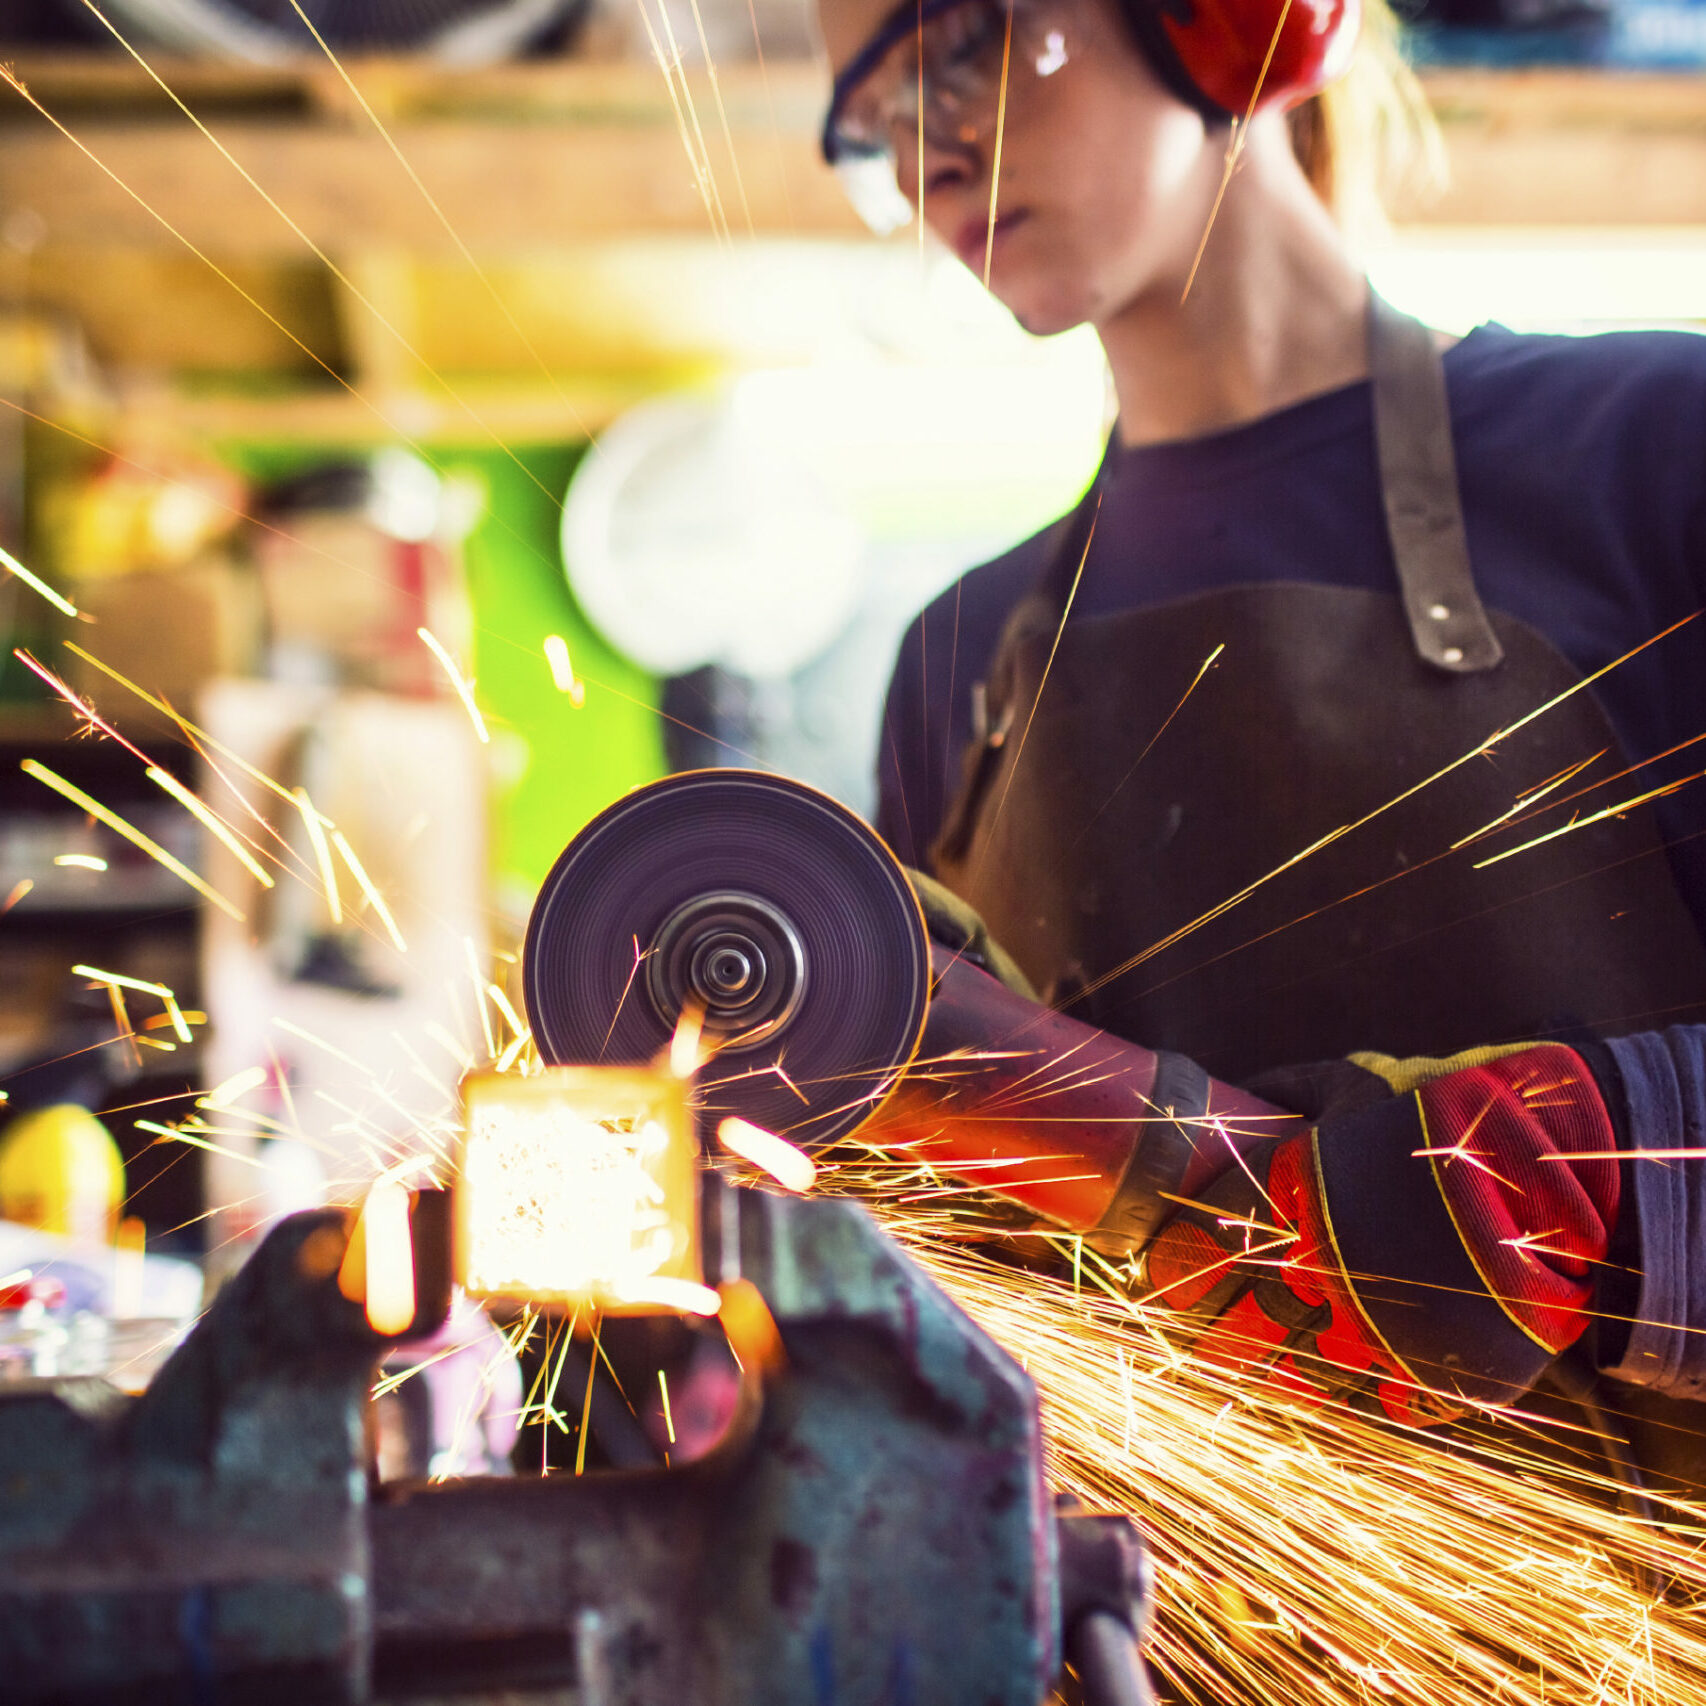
[1369,229,1706,335]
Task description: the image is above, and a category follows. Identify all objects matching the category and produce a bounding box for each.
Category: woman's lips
[953,208,1028,270]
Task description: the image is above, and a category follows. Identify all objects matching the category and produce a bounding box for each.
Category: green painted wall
[452,443,665,912]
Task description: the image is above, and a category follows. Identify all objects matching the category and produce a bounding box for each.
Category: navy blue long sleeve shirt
[874,322,1706,1396]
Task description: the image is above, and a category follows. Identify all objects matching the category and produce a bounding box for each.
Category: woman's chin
[999,285,1094,340]
[979,249,1100,338]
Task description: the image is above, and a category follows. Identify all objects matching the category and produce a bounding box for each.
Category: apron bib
[930,294,1706,1489]
[933,298,1706,1082]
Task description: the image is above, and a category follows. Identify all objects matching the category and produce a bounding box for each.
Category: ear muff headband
[1119,0,1361,124]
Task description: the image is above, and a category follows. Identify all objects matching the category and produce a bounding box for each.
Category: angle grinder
[523,770,1291,1252]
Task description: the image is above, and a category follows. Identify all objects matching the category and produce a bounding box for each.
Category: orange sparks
[417,627,489,744]
[73,964,193,1051]
[146,766,276,890]
[669,1001,707,1079]
[717,1117,818,1194]
[982,0,1015,290]
[24,760,244,920]
[658,1368,677,1444]
[292,787,343,925]
[0,542,78,616]
[607,1277,722,1316]
[202,1067,269,1110]
[362,1177,418,1337]
[544,634,587,706]
[331,829,406,952]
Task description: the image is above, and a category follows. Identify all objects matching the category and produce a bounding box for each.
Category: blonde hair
[1288,0,1447,236]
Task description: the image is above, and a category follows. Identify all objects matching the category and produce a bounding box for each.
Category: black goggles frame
[819,0,1009,165]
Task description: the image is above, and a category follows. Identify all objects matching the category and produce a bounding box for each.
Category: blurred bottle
[0,1103,126,1245]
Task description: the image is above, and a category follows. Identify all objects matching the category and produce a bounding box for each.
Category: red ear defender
[1125,0,1362,122]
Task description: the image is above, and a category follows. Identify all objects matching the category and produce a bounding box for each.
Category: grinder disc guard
[524,771,930,1148]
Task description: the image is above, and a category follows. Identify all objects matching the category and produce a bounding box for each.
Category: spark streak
[72,964,173,1001]
[683,0,755,236]
[976,493,1100,863]
[1181,0,1296,303]
[418,627,489,744]
[331,830,407,952]
[147,766,276,889]
[362,1177,418,1337]
[293,787,343,925]
[633,0,730,241]
[544,634,587,705]
[717,1117,817,1193]
[1474,767,1706,870]
[0,542,78,616]
[669,1002,707,1078]
[24,761,244,920]
[982,1,1015,289]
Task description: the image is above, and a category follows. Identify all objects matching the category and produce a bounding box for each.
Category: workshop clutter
[253,451,477,698]
[38,437,478,729]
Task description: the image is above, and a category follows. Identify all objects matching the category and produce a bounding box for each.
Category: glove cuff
[1090,1050,1210,1254]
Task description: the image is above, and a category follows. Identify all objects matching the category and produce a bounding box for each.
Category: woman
[816,0,1706,1469]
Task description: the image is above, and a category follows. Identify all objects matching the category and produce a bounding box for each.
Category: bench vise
[0,1181,1150,1705]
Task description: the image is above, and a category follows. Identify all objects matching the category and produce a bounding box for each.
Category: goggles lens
[822,0,1072,174]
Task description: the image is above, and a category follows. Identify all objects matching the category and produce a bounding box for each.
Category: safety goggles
[820,0,1074,175]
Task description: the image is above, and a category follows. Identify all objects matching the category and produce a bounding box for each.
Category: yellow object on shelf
[0,1104,126,1246]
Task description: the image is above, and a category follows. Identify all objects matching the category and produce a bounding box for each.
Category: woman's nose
[893,127,989,202]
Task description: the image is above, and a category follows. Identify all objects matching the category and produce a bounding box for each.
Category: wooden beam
[4,58,1704,254]
[1395,71,1706,226]
[0,115,859,252]
[0,59,857,253]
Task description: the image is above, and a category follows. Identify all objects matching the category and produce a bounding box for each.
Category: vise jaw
[0,1183,1149,1705]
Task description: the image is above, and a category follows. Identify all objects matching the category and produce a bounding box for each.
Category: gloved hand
[905,866,1040,1001]
[1143,1042,1623,1426]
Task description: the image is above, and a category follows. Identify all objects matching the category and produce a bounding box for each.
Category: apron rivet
[1442,646,1465,665]
[1429,603,1451,622]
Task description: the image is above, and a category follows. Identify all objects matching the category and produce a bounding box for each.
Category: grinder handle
[865,948,1301,1250]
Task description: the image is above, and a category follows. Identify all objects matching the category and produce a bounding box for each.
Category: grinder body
[523,771,1294,1253]
[878,945,1293,1247]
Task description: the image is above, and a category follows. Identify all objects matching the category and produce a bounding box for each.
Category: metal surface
[0,1210,385,1704]
[524,771,931,1149]
[0,1182,1150,1704]
[373,1178,1062,1704]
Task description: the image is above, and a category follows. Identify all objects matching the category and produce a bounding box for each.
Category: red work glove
[1143,1043,1622,1427]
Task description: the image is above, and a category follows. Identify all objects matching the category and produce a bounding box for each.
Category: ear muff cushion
[1120,0,1361,121]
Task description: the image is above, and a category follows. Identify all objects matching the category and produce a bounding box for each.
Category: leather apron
[931,293,1706,1491]
[933,296,1706,1083]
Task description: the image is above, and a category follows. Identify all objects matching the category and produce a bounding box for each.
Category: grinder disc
[523,771,929,1149]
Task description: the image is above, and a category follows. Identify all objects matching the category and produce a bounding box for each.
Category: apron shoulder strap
[981,288,1503,728]
[1370,292,1504,674]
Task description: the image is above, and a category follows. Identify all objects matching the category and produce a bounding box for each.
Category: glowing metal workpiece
[457,1067,703,1312]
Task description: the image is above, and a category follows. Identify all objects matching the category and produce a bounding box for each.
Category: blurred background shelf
[2,58,1704,249]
